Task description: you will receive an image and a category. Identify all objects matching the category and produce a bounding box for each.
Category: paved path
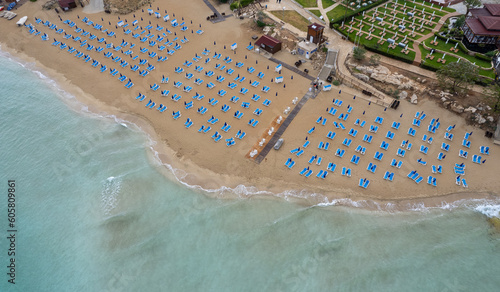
[255,89,317,163]
[202,0,226,23]
[412,11,461,64]
[269,57,316,81]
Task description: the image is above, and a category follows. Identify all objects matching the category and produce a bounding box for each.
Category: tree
[452,15,465,30]
[436,61,478,95]
[483,83,500,113]
[353,46,366,61]
[369,54,381,66]
[464,0,481,16]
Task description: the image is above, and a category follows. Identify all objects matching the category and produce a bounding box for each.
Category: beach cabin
[58,0,77,11]
[307,23,325,44]
[297,40,318,59]
[254,35,282,54]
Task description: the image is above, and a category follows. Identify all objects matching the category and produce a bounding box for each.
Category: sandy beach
[0,0,498,208]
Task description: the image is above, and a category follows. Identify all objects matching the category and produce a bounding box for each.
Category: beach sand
[0,0,498,208]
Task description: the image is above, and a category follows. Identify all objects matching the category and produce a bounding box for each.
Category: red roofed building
[463,4,500,47]
[254,35,282,54]
[58,0,77,10]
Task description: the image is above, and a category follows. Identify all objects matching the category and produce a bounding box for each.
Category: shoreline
[2,44,498,214]
[0,1,499,213]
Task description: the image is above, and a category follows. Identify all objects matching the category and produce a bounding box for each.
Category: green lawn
[336,23,416,62]
[309,9,323,18]
[423,39,492,69]
[295,0,318,8]
[270,10,311,31]
[413,0,456,13]
[326,4,351,22]
[419,45,495,79]
[322,0,336,9]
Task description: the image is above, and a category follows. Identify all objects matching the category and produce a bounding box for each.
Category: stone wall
[103,0,152,14]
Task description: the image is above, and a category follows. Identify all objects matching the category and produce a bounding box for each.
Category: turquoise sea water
[1,52,500,291]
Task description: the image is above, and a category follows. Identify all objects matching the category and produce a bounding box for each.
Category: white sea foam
[101,176,122,216]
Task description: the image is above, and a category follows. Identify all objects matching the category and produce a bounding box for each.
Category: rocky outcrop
[353,73,369,82]
[104,0,152,14]
[410,94,418,104]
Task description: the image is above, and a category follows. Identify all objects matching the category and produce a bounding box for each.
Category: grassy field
[309,9,323,18]
[295,0,318,8]
[270,10,312,32]
[418,45,495,79]
[326,4,351,21]
[422,40,492,69]
[322,0,336,9]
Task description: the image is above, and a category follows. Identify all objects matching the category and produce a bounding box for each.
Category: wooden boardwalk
[202,0,227,23]
[269,57,315,81]
[254,89,318,163]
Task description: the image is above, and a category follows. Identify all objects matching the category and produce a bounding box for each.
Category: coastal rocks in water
[399,91,408,100]
[353,73,370,82]
[488,216,500,233]
[410,94,418,104]
[104,0,152,14]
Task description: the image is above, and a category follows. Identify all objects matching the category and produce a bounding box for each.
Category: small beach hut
[307,23,325,44]
[58,0,77,11]
[254,35,282,54]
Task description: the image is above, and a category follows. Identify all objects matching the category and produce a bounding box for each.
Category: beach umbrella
[245,55,247,59]
[191,20,193,24]
[291,75,293,80]
[363,111,365,115]
[400,114,403,118]
[369,102,371,105]
[353,96,356,99]
[384,108,387,111]
[284,84,286,88]
[276,92,278,96]
[339,90,341,94]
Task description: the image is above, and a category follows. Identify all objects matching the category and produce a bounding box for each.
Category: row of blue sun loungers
[407,171,424,184]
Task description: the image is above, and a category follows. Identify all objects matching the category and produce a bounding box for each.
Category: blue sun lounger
[479,146,490,155]
[444,132,454,141]
[342,138,352,147]
[397,148,406,157]
[335,148,346,158]
[362,134,373,143]
[369,125,378,133]
[385,131,395,140]
[373,151,384,161]
[348,128,358,137]
[412,118,421,127]
[326,131,336,140]
[407,127,416,137]
[359,178,370,188]
[350,154,360,165]
[391,121,401,130]
[419,145,429,154]
[380,141,389,150]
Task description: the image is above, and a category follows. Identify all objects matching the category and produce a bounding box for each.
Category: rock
[464,106,477,113]
[353,73,370,82]
[421,79,426,84]
[486,105,492,111]
[450,103,464,113]
[410,94,418,104]
[487,116,495,122]
[376,65,391,75]
[416,77,421,83]
[477,115,486,124]
[441,97,447,102]
[399,91,408,99]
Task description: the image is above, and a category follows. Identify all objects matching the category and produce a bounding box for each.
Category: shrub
[256,20,266,27]
[485,50,497,58]
[332,80,341,86]
[353,47,366,61]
